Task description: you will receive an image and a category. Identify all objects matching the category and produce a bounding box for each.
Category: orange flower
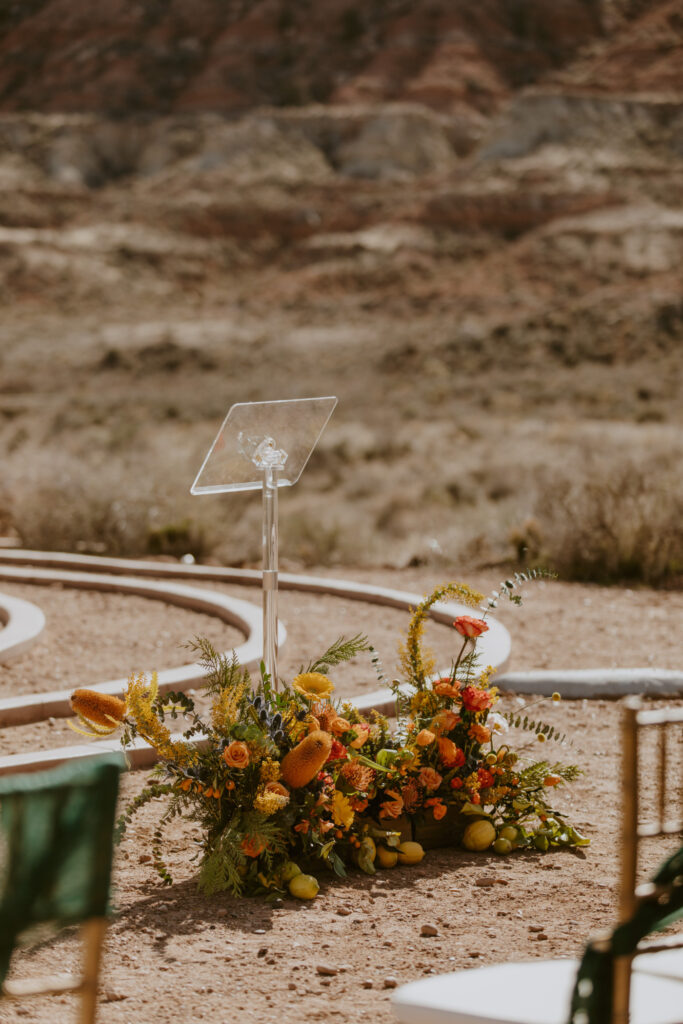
[223,741,250,769]
[431,710,459,735]
[241,835,265,858]
[264,781,289,799]
[418,767,443,792]
[331,716,351,736]
[543,775,562,787]
[461,686,494,713]
[294,820,310,834]
[477,768,494,788]
[424,798,447,821]
[350,796,369,813]
[469,723,491,744]
[437,737,465,768]
[453,616,489,638]
[400,778,422,813]
[349,723,371,749]
[380,789,404,819]
[416,729,436,747]
[450,777,464,789]
[433,679,459,698]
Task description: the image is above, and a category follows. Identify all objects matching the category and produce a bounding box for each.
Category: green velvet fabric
[568,843,683,1023]
[0,755,123,987]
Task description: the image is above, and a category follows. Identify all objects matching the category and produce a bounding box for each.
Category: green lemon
[493,838,512,855]
[498,825,519,843]
[396,841,425,865]
[376,845,399,868]
[462,820,496,851]
[288,873,320,900]
[281,860,302,882]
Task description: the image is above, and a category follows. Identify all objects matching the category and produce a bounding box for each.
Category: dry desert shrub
[6,452,211,559]
[527,457,683,586]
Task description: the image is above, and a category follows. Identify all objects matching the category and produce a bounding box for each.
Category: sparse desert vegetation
[0,0,681,584]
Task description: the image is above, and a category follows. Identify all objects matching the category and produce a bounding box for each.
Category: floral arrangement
[70,572,588,900]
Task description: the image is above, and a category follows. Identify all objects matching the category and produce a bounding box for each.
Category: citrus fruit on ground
[281,860,302,882]
[462,819,496,851]
[396,841,425,865]
[288,873,320,899]
[498,825,519,843]
[376,845,398,868]
[493,837,513,855]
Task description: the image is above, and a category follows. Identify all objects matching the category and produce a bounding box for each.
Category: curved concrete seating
[0,550,511,776]
[0,591,46,662]
[0,565,284,727]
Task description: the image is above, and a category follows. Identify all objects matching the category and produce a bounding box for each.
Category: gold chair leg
[612,954,633,1024]
[79,918,107,1024]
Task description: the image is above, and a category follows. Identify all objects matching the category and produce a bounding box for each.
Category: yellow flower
[254,782,290,816]
[259,758,281,783]
[332,791,354,830]
[125,672,196,767]
[291,672,334,701]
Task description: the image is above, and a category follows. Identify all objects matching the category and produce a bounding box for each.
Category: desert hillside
[0,0,681,579]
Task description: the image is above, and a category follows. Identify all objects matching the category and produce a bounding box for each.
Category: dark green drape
[0,755,123,986]
[568,843,683,1023]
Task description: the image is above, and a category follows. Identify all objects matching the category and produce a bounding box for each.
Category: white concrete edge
[0,566,288,726]
[0,551,512,675]
[0,591,46,662]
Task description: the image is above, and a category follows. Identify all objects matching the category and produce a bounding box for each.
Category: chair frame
[611,697,683,1024]
[1,917,107,1024]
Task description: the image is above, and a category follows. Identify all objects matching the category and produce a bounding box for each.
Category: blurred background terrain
[0,0,681,583]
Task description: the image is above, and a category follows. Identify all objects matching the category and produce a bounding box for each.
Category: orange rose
[437,737,465,768]
[453,616,489,638]
[223,741,250,768]
[380,790,404,819]
[331,717,351,736]
[461,686,494,713]
[433,679,459,698]
[418,767,443,792]
[241,835,265,858]
[469,723,491,744]
[416,729,436,747]
[349,723,371,749]
[431,710,459,735]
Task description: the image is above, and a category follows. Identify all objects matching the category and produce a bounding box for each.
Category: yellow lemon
[462,819,496,851]
[288,873,320,900]
[493,838,512,855]
[498,825,518,843]
[281,861,302,882]
[396,841,425,865]
[376,845,398,868]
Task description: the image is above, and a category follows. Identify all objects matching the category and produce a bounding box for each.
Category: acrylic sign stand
[191,397,337,687]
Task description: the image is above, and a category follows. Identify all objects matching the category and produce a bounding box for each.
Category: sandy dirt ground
[0,567,682,1024]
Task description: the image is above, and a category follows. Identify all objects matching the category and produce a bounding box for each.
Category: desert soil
[0,567,682,1024]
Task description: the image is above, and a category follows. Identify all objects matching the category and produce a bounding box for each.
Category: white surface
[392,959,683,1024]
[0,591,45,662]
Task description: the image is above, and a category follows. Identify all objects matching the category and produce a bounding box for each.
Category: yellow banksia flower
[67,689,127,738]
[70,689,126,728]
[281,730,332,788]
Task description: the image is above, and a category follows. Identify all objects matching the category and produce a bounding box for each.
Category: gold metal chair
[0,755,123,1024]
[569,697,683,1024]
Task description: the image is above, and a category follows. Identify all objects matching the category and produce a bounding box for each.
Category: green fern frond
[303,634,371,674]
